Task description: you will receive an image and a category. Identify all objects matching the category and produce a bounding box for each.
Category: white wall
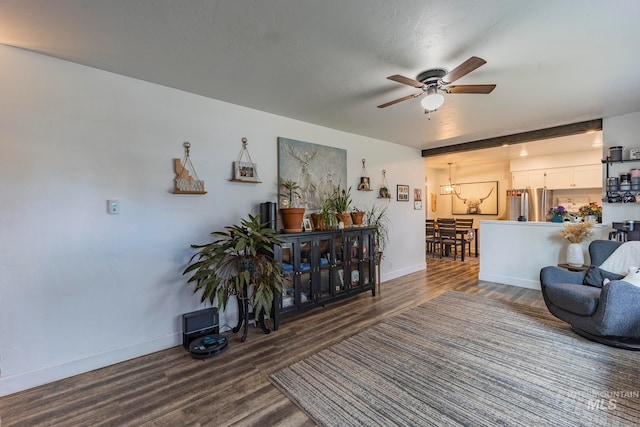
[0,45,425,395]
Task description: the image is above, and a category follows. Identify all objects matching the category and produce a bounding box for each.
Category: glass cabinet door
[349,234,361,288]
[279,241,296,312]
[317,235,333,301]
[362,228,376,287]
[332,234,346,294]
[297,238,314,308]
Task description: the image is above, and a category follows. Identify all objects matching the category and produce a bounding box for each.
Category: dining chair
[425,219,439,257]
[437,218,464,261]
[455,218,475,257]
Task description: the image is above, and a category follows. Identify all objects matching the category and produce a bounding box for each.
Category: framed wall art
[397,184,409,201]
[414,188,423,210]
[277,137,347,210]
[451,181,498,215]
[231,137,261,183]
[233,161,259,182]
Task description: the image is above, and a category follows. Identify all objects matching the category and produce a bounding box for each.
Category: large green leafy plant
[365,203,390,252]
[183,214,284,319]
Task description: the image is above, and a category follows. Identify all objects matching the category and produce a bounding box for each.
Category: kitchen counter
[479,220,610,289]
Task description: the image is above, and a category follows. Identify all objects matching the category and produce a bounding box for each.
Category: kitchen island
[479,220,609,289]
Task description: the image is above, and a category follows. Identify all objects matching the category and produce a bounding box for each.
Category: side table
[557,263,589,272]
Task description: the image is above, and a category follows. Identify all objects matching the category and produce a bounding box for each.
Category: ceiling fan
[377,56,496,112]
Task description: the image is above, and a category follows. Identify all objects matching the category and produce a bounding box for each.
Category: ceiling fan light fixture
[421,89,444,111]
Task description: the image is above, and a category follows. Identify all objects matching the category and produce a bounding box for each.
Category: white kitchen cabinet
[528,170,546,188]
[511,169,546,188]
[544,167,573,189]
[511,164,601,189]
[511,171,529,188]
[545,165,601,189]
[572,164,602,188]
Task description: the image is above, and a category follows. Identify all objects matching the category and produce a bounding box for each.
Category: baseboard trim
[478,272,541,290]
[381,262,426,283]
[0,333,179,397]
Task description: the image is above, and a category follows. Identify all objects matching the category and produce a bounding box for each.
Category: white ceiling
[1,0,638,151]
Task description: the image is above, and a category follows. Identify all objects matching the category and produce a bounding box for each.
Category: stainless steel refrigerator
[506,187,553,221]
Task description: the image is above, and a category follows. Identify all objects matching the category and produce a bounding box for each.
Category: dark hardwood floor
[0,258,546,426]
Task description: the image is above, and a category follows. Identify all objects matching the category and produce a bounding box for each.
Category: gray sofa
[540,240,640,349]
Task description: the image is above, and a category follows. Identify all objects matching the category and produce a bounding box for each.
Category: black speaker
[182,307,219,350]
[260,201,277,230]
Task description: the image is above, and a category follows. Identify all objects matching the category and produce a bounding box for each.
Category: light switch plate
[107,199,120,214]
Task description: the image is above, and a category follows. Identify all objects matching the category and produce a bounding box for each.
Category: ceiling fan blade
[387,74,424,88]
[377,93,421,108]
[441,56,486,84]
[446,84,496,94]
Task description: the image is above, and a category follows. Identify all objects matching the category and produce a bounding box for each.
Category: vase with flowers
[578,202,602,223]
[548,205,567,223]
[558,221,594,267]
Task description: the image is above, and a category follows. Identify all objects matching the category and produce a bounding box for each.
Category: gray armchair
[540,240,640,349]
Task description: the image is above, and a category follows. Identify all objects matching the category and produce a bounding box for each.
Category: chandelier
[439,163,461,195]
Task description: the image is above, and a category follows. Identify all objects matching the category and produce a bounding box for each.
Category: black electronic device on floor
[188,334,228,359]
[182,307,219,350]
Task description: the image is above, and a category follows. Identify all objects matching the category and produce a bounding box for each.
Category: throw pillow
[583,265,624,288]
[614,266,640,288]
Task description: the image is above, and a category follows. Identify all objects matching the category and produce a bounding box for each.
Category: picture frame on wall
[277,137,347,210]
[451,181,498,215]
[397,184,409,201]
[233,161,260,182]
[414,188,423,210]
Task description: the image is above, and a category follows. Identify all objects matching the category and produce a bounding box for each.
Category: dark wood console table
[271,227,377,330]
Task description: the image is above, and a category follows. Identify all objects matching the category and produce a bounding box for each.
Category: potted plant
[578,202,602,223]
[279,179,305,232]
[378,186,391,199]
[365,203,390,255]
[183,214,284,340]
[332,184,352,227]
[351,207,365,226]
[557,221,594,267]
[548,205,567,223]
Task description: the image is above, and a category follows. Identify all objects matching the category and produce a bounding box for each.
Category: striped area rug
[270,291,640,426]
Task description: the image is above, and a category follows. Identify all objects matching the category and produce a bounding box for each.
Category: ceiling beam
[421,119,603,157]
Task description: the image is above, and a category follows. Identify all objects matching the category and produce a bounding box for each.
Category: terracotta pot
[280,208,305,233]
[310,213,324,231]
[336,212,352,227]
[351,211,365,225]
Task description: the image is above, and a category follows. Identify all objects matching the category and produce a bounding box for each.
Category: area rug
[270,291,640,426]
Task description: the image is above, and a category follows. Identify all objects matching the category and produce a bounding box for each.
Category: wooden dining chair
[437,218,464,261]
[455,218,475,257]
[425,219,439,257]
